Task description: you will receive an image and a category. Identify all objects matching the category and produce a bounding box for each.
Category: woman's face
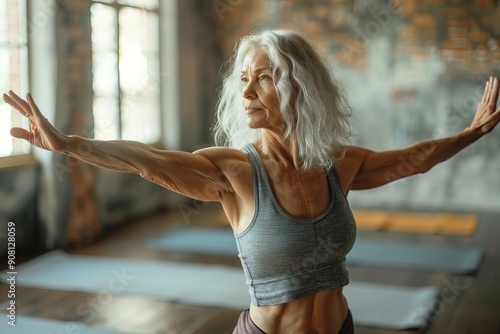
[240,48,283,131]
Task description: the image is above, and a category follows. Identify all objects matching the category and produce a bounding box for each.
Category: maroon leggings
[233,309,354,334]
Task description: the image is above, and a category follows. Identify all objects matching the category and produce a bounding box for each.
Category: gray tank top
[235,143,357,306]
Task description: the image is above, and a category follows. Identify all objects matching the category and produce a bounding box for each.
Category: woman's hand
[469,76,500,134]
[3,91,68,152]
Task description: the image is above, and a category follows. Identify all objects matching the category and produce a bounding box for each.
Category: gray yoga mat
[145,227,483,274]
[145,227,238,256]
[348,241,483,274]
[1,250,438,330]
[0,313,137,334]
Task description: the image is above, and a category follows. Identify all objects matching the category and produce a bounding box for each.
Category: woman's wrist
[60,135,79,155]
[460,126,484,143]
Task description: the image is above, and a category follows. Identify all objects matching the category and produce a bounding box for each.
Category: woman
[3,30,500,334]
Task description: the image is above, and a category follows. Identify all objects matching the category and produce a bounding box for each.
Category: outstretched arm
[342,76,500,191]
[2,91,233,201]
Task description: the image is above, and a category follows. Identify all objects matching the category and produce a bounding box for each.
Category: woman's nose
[242,82,257,100]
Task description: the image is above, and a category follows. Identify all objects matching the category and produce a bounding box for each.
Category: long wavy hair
[213,29,352,170]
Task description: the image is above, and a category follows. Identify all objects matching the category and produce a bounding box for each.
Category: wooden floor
[1,205,499,334]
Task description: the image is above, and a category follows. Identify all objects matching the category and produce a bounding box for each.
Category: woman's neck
[256,131,302,170]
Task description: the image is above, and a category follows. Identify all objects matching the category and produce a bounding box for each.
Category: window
[91,0,161,143]
[0,0,29,157]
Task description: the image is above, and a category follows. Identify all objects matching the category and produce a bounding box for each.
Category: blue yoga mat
[144,227,483,274]
[348,241,483,274]
[0,313,137,334]
[1,250,438,330]
[145,227,238,256]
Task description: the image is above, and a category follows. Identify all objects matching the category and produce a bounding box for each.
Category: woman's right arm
[337,77,499,193]
[3,91,233,202]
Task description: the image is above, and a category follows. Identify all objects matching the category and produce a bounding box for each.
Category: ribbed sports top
[235,143,357,306]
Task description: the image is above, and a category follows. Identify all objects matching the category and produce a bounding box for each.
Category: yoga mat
[1,250,247,310]
[145,227,238,256]
[352,210,478,236]
[0,313,137,334]
[146,227,238,256]
[145,227,483,274]
[215,210,478,235]
[348,241,483,274]
[1,250,438,330]
[344,283,438,330]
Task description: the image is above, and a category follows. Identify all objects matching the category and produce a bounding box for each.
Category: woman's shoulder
[193,146,251,171]
[194,146,249,159]
[331,145,371,175]
[335,145,372,162]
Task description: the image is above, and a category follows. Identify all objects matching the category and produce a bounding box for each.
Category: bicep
[140,149,232,202]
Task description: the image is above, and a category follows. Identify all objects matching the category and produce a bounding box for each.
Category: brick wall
[211,0,500,76]
[55,0,100,245]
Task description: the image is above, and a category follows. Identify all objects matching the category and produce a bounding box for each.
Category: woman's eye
[259,76,270,81]
[241,77,248,83]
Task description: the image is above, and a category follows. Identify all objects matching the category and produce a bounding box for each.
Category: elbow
[138,170,160,184]
[135,150,163,179]
[136,158,163,185]
[417,161,434,174]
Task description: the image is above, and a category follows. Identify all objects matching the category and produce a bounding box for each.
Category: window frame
[0,0,32,165]
[91,0,163,145]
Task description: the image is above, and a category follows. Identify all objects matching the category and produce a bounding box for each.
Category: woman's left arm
[347,76,500,191]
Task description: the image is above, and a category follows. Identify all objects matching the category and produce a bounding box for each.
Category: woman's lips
[245,107,262,114]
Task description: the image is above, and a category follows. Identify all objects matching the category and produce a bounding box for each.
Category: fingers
[481,78,491,104]
[489,77,499,106]
[4,91,47,122]
[26,92,43,118]
[479,77,499,116]
[3,91,32,116]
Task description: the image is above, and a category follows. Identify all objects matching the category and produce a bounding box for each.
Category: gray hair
[213,29,352,170]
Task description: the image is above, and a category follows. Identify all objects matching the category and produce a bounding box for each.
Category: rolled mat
[352,210,478,236]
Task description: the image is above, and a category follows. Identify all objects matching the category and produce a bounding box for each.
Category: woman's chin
[246,121,262,129]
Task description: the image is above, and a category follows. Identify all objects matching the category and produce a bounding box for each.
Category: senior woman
[3,30,500,334]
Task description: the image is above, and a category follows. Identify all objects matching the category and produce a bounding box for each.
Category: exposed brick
[412,14,436,28]
[331,32,359,46]
[447,27,469,39]
[390,89,418,102]
[394,43,431,59]
[68,0,90,10]
[470,29,491,43]
[397,25,421,40]
[479,15,494,28]
[312,5,329,19]
[211,0,500,76]
[329,10,354,28]
[443,7,469,18]
[422,0,446,4]
[441,38,473,51]
[398,1,419,16]
[66,57,81,68]
[333,51,367,69]
[330,1,354,12]
[447,18,464,29]
[494,50,500,61]
[474,0,496,7]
